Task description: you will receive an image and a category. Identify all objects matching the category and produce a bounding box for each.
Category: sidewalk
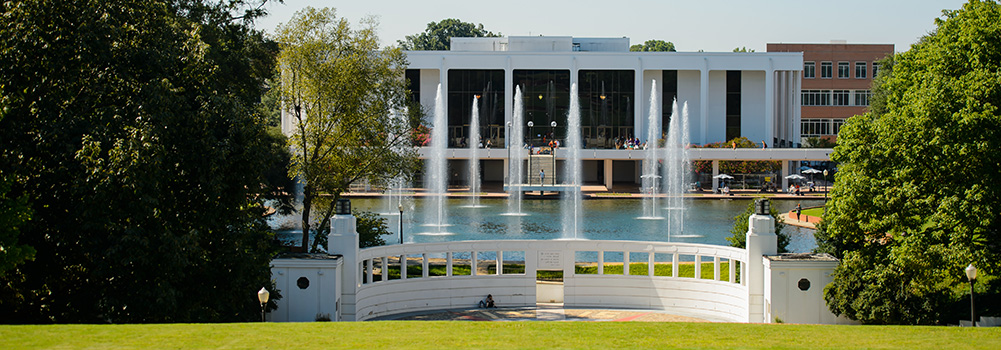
[387,305,713,322]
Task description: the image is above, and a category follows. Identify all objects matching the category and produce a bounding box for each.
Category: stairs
[526,155,557,185]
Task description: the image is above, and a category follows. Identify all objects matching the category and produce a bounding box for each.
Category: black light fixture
[754,198,771,216]
[966,263,977,326]
[335,198,351,215]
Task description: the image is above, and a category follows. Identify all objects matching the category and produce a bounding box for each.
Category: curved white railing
[353,240,748,321]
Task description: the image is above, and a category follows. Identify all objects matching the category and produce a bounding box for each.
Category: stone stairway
[526,154,556,185]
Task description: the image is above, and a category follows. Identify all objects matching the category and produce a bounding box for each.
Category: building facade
[400,36,804,188]
[767,42,894,142]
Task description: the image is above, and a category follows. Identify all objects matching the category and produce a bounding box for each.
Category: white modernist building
[403,36,806,189]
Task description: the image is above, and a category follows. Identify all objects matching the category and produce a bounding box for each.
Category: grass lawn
[2,322,998,349]
[802,207,824,218]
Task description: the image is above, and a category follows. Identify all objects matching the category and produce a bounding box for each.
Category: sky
[255,0,970,53]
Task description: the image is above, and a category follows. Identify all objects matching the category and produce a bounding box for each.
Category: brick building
[767,42,894,142]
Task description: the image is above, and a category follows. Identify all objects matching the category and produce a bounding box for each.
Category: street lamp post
[823,169,829,214]
[966,264,977,326]
[257,287,270,322]
[398,204,404,245]
[551,120,557,186]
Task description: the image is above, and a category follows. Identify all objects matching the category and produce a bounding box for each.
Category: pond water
[274,197,823,253]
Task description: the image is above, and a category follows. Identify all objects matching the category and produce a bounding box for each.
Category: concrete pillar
[329,212,359,321]
[781,160,790,193]
[700,63,710,145]
[603,159,613,190]
[746,203,777,323]
[764,68,775,148]
[711,160,720,193]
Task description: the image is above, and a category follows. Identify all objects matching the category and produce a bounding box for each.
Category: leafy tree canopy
[816,0,1001,325]
[399,18,500,51]
[0,0,284,323]
[692,137,781,175]
[277,7,419,253]
[732,47,755,52]
[630,39,676,52]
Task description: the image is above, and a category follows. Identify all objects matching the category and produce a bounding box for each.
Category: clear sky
[256,0,969,52]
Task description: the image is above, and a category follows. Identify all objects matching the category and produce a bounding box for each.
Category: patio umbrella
[712,174,734,179]
[801,168,822,188]
[784,174,807,181]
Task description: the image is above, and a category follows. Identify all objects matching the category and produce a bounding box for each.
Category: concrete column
[603,159,613,190]
[764,69,775,148]
[711,160,720,193]
[623,251,630,276]
[700,62,709,145]
[781,160,790,192]
[400,254,407,280]
[471,251,478,276]
[746,207,778,323]
[329,213,359,321]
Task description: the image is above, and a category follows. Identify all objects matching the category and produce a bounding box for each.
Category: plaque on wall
[538,251,562,269]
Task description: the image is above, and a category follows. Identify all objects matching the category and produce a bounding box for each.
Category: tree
[0,177,34,276]
[732,47,755,52]
[398,18,500,51]
[630,39,676,52]
[277,7,419,253]
[816,0,1001,325]
[726,199,790,253]
[802,136,837,148]
[355,210,393,248]
[691,137,782,175]
[0,0,284,323]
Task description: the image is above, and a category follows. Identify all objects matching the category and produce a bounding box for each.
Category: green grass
[2,322,998,349]
[373,263,735,281]
[802,207,824,218]
[576,262,735,281]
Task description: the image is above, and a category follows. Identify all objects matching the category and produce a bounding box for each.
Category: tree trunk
[300,183,314,252]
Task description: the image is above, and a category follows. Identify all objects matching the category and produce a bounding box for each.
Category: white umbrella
[784,174,807,181]
[712,174,734,179]
[801,168,822,174]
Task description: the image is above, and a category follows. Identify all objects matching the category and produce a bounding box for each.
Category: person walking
[795,203,802,221]
[540,169,545,185]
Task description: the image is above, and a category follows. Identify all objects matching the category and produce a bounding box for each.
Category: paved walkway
[386,304,712,322]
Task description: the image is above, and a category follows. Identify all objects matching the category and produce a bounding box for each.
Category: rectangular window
[854,90,871,106]
[855,62,867,79]
[804,62,815,78]
[833,90,850,106]
[726,70,741,141]
[872,62,880,78]
[821,62,833,79]
[838,62,849,78]
[801,119,832,137]
[802,90,831,106]
[833,119,846,135]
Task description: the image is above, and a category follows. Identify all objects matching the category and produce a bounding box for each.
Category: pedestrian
[795,203,802,221]
[540,169,545,184]
[731,141,737,150]
[761,140,767,149]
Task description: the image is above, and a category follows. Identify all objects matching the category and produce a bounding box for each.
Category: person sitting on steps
[479,294,495,308]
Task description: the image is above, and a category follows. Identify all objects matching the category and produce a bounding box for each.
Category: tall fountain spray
[423,84,449,234]
[662,100,691,239]
[640,80,663,220]
[504,87,527,216]
[467,96,484,208]
[560,83,583,239]
[383,107,411,242]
